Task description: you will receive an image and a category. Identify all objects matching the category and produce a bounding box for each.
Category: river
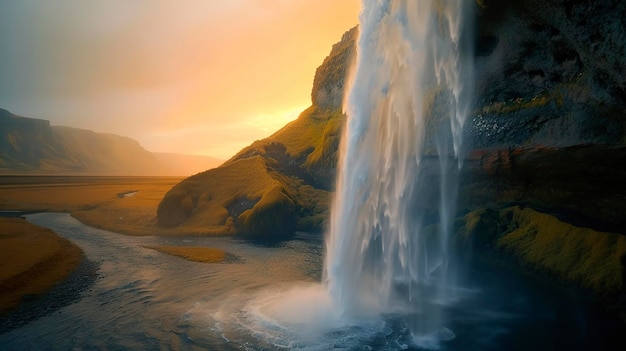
[0,213,623,350]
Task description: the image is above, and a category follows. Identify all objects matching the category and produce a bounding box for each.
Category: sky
[0,0,360,159]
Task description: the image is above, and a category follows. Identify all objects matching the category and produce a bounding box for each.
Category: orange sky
[0,1,360,159]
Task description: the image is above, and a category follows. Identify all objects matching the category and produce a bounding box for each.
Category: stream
[0,212,623,350]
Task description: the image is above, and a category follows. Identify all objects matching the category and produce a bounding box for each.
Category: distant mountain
[0,109,222,176]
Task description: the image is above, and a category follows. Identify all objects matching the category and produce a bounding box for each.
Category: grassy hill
[157,106,344,238]
[157,27,357,238]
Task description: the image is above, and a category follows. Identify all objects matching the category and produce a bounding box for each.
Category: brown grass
[0,217,83,313]
[161,107,341,236]
[0,176,185,236]
[158,157,288,235]
[143,245,231,263]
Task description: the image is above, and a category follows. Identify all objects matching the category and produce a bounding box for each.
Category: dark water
[0,213,623,350]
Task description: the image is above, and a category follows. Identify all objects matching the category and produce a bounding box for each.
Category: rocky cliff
[0,109,221,176]
[460,0,626,315]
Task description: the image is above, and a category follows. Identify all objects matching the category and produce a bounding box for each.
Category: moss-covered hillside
[156,27,357,238]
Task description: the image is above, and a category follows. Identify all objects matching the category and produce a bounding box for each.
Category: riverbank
[3,212,624,350]
[0,176,240,320]
[0,176,190,236]
[0,218,84,314]
[0,174,243,240]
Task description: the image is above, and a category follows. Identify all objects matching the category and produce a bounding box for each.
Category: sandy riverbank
[0,218,84,314]
[0,176,235,314]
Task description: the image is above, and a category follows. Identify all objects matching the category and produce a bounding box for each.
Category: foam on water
[213,283,467,350]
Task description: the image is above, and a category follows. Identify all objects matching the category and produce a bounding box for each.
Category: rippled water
[0,213,623,350]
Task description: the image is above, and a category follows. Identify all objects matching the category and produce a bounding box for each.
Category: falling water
[324,0,474,339]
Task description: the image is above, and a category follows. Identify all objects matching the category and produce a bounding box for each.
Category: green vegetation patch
[461,206,626,293]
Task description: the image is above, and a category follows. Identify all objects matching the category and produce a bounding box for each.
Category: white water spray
[324,0,474,337]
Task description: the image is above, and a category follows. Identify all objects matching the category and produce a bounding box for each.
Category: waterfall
[324,0,473,336]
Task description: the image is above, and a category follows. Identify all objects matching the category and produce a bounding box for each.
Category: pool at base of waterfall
[0,213,623,351]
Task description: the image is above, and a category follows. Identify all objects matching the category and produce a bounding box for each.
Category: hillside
[157,0,626,311]
[0,109,221,176]
[157,27,357,238]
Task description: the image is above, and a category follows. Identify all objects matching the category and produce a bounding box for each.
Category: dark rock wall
[463,0,626,229]
[470,0,626,149]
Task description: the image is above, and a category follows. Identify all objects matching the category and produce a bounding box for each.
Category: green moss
[496,207,626,292]
[304,111,344,167]
[459,207,505,246]
[461,206,626,293]
[479,91,557,115]
[239,185,297,238]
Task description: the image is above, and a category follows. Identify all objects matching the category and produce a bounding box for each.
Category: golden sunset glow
[0,1,360,159]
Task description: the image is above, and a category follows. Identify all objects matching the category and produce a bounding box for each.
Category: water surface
[0,213,623,350]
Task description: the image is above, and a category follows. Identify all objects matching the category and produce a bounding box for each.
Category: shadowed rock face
[476,0,626,102]
[460,0,626,229]
[470,0,626,149]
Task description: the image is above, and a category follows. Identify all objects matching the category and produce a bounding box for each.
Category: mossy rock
[460,206,626,293]
[238,186,297,239]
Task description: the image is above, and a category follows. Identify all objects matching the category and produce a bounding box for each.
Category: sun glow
[0,0,360,159]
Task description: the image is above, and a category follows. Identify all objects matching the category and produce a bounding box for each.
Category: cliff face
[0,109,220,175]
[456,0,626,308]
[0,109,162,175]
[160,1,626,236]
[470,0,626,149]
[0,109,60,170]
[463,0,626,229]
[311,27,358,109]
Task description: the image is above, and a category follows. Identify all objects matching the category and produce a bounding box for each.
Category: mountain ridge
[0,109,222,176]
